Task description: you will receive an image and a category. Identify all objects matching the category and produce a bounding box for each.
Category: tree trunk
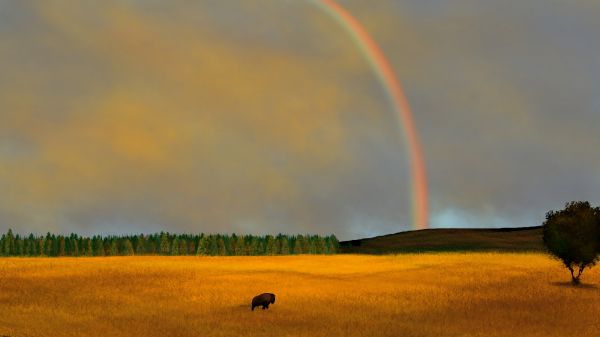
[569,265,584,285]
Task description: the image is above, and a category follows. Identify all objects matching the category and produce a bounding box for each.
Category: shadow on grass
[550,281,598,290]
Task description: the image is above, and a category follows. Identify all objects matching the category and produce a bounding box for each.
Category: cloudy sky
[0,0,598,239]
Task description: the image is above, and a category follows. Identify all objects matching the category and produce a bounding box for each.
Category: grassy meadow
[0,253,598,337]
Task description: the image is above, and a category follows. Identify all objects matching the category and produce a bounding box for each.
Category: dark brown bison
[251,293,276,311]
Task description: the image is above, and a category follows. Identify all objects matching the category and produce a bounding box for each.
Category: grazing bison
[252,293,276,311]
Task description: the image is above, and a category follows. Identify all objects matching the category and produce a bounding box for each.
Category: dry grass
[0,253,598,337]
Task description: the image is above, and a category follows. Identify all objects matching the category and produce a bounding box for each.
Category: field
[0,254,598,337]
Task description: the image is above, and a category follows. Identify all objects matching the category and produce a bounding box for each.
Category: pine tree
[265,235,275,256]
[187,239,196,256]
[37,238,45,257]
[4,229,15,256]
[280,237,289,255]
[196,236,208,256]
[327,235,338,254]
[58,236,66,256]
[44,233,54,256]
[15,238,24,256]
[171,237,180,256]
[85,239,93,256]
[70,238,79,256]
[217,237,226,255]
[178,238,188,255]
[109,240,118,256]
[308,236,316,254]
[121,239,134,256]
[246,236,257,255]
[159,233,170,255]
[293,236,304,254]
[135,235,146,255]
[93,237,105,256]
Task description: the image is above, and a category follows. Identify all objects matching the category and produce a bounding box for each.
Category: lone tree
[542,201,600,285]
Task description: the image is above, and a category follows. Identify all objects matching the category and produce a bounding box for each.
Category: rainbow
[310,0,429,230]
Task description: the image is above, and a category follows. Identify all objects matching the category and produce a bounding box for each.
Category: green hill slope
[339,226,544,254]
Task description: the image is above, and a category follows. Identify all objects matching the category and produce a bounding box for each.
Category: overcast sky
[1,0,599,240]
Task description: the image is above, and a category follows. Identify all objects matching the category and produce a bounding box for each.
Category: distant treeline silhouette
[0,229,338,256]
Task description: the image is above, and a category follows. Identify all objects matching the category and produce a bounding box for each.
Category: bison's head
[270,294,276,304]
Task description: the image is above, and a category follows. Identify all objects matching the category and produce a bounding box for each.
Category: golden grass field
[0,253,598,337]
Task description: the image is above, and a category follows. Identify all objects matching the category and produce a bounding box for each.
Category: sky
[0,0,599,240]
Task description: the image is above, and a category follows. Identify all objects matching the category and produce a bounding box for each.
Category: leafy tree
[543,201,600,285]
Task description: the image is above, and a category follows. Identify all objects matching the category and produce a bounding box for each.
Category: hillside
[339,226,545,254]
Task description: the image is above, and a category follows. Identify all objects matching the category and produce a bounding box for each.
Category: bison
[251,293,276,311]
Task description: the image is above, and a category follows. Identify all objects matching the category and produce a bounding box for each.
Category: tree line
[0,229,339,257]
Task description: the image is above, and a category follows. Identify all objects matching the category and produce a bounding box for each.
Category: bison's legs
[252,305,255,311]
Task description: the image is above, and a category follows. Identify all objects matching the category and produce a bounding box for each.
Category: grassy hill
[339,226,545,254]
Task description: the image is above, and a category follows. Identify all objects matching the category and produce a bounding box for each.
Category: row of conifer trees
[0,229,338,256]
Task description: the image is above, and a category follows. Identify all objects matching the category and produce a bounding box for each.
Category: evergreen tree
[293,236,304,255]
[256,239,265,256]
[179,238,188,255]
[93,237,105,256]
[327,235,338,254]
[196,236,208,256]
[265,235,275,255]
[280,237,289,255]
[146,239,157,255]
[85,239,93,256]
[207,235,218,256]
[4,229,15,256]
[247,236,258,255]
[171,237,180,256]
[15,237,24,256]
[187,239,196,256]
[217,237,226,255]
[44,233,54,256]
[121,239,134,256]
[308,236,316,254]
[159,232,170,255]
[26,234,36,256]
[37,238,45,256]
[302,235,311,254]
[58,236,66,256]
[236,235,246,256]
[109,239,118,256]
[135,235,146,255]
[71,238,79,256]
